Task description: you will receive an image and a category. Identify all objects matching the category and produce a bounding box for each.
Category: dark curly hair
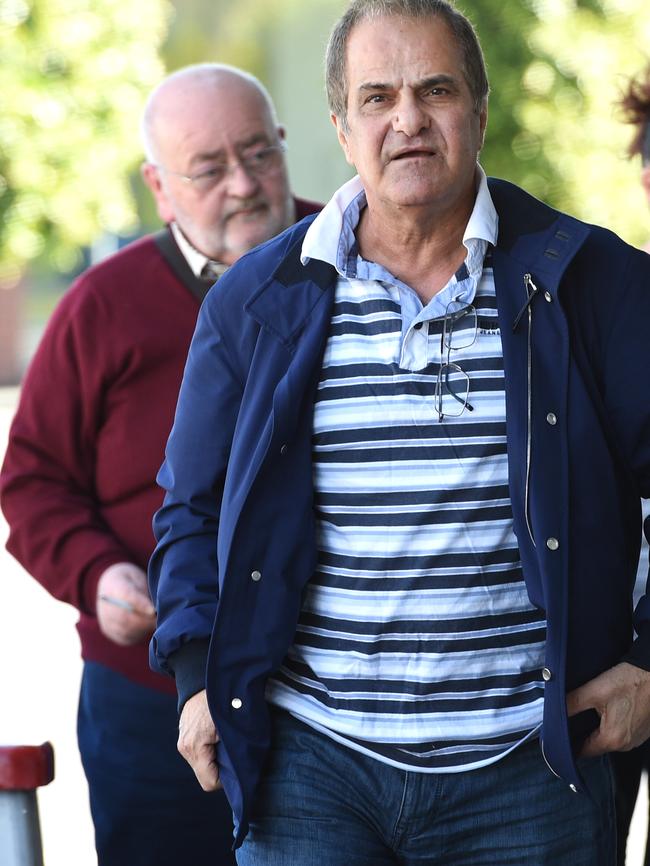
[619,64,650,163]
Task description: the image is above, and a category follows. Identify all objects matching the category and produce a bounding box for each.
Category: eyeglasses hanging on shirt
[434,300,477,422]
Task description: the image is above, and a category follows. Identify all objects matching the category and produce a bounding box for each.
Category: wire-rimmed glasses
[434,299,477,422]
[156,142,287,192]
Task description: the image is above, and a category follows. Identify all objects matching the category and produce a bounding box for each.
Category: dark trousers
[77,661,235,866]
[237,710,615,866]
[611,743,650,865]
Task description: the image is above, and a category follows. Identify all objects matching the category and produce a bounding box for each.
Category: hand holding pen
[99,594,136,612]
[96,562,156,646]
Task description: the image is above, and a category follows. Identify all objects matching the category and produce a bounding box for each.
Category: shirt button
[546,537,559,551]
[542,668,552,682]
[251,570,262,582]
[569,784,578,793]
[546,413,557,426]
[280,444,288,456]
[544,291,553,303]
[231,698,243,710]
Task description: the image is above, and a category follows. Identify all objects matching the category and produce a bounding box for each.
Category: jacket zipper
[540,738,561,778]
[522,273,537,548]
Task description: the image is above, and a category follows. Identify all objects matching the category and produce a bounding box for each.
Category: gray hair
[140,63,279,163]
[325,0,489,129]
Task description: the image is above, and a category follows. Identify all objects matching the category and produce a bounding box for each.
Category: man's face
[143,78,294,265]
[332,14,487,217]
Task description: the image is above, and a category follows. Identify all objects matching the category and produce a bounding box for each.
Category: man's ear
[331,113,354,167]
[478,101,488,151]
[141,162,175,224]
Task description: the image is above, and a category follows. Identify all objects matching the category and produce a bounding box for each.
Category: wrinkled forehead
[345,14,466,90]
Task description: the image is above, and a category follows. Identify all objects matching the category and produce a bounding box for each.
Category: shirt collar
[170,222,228,280]
[300,165,498,276]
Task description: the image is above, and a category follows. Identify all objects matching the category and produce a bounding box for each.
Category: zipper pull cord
[512,273,539,332]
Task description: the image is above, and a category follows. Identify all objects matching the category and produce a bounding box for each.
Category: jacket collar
[245,223,338,348]
[487,177,590,296]
[244,179,594,345]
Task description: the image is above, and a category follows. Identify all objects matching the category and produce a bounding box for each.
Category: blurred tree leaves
[467,0,650,246]
[521,0,650,247]
[4,0,650,285]
[0,0,171,283]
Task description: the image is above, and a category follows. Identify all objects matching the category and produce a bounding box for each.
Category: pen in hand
[99,594,136,613]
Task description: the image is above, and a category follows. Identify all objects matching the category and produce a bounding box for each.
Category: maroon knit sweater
[0,200,320,693]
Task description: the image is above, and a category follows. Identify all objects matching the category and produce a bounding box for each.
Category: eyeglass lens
[443,301,478,350]
[436,301,477,421]
[193,146,283,191]
[435,363,470,418]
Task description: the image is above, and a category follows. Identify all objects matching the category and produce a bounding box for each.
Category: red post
[0,743,55,866]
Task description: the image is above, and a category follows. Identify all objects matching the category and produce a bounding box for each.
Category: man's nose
[224,160,261,197]
[392,93,431,137]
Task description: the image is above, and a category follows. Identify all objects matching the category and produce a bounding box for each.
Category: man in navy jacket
[149,2,650,862]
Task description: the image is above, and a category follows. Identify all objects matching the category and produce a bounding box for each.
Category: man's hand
[178,690,222,791]
[567,661,650,757]
[96,562,156,646]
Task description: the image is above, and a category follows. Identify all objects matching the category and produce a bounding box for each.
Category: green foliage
[461,0,557,200]
[450,0,650,246]
[522,0,650,247]
[0,0,171,282]
[4,0,650,283]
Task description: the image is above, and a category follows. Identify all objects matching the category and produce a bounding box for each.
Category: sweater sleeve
[0,274,135,614]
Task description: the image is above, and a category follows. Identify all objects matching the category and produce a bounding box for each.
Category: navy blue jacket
[149,177,650,846]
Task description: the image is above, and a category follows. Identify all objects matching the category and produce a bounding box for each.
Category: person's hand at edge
[178,689,222,791]
[567,661,650,757]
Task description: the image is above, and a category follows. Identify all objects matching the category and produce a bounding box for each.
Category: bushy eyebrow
[357,73,459,95]
[187,133,271,167]
[418,74,458,91]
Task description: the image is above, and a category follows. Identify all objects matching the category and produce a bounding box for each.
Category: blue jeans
[78,661,235,866]
[236,710,615,865]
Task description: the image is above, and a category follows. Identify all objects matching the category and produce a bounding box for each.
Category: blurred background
[2,0,650,384]
[1,0,650,862]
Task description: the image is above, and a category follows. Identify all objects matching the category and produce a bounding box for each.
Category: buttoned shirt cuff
[168,639,211,714]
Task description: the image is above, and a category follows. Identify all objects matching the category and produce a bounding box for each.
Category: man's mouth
[226,202,267,221]
[390,148,436,161]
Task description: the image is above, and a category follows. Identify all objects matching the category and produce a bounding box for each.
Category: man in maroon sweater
[0,63,320,866]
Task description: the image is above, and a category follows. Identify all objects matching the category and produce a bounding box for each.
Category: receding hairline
[141,63,279,163]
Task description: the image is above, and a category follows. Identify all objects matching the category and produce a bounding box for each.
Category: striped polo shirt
[266,169,547,772]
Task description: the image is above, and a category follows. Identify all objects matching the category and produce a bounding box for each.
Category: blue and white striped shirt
[266,169,546,772]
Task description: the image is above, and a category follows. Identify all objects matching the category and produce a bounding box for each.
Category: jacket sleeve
[0,277,134,613]
[148,282,244,683]
[588,244,650,668]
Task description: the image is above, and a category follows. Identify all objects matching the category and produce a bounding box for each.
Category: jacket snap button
[544,291,553,303]
[251,570,262,582]
[569,784,578,793]
[542,667,552,682]
[280,444,288,456]
[231,698,243,710]
[546,413,557,426]
[546,537,559,551]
